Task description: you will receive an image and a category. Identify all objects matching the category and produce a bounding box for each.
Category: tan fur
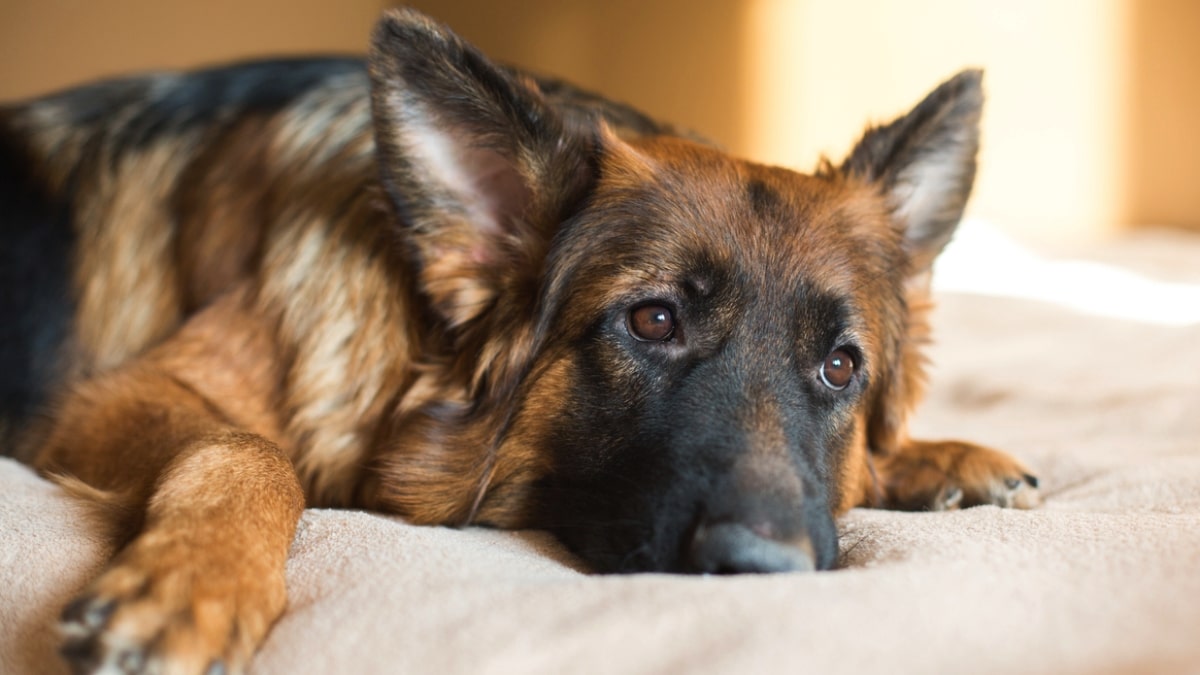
[834,413,882,513]
[73,141,190,374]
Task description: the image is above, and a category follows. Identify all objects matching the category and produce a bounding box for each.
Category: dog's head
[368,9,980,573]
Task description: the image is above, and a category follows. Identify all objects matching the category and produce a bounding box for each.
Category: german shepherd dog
[0,8,1039,674]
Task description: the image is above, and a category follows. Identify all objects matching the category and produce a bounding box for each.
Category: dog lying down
[0,7,1038,674]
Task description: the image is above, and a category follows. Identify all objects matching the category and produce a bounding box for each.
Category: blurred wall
[742,0,1133,242]
[403,0,749,154]
[741,0,1199,240]
[1128,0,1200,232]
[1,0,1197,241]
[0,0,383,97]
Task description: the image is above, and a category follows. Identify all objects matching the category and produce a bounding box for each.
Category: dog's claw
[988,473,1041,509]
[116,647,146,674]
[55,546,269,675]
[62,596,115,631]
[935,486,963,511]
[60,596,114,674]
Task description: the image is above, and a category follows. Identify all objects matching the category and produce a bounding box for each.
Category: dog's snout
[687,521,815,574]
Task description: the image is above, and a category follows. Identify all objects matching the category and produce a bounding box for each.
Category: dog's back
[0,56,692,451]
[0,59,373,443]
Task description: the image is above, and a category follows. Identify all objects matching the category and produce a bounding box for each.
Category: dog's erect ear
[838,70,983,273]
[368,9,591,328]
[838,72,982,458]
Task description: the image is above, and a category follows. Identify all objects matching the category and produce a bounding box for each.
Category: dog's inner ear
[367,9,589,327]
[403,120,532,247]
[837,70,984,273]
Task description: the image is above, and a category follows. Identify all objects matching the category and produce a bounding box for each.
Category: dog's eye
[820,348,855,390]
[628,304,676,342]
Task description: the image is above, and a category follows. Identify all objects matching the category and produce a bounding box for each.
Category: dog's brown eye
[821,349,855,390]
[628,304,675,342]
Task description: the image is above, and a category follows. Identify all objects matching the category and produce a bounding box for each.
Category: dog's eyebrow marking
[684,274,713,298]
[794,289,856,349]
[745,178,783,219]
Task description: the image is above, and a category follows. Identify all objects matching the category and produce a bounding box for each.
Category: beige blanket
[3,229,1200,675]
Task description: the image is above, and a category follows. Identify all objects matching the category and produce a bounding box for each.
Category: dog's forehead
[580,136,905,304]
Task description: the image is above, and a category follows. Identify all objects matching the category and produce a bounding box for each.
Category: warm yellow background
[1,0,1197,242]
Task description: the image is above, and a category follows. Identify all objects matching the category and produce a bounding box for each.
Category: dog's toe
[57,535,283,675]
[59,582,235,675]
[931,485,964,511]
[995,473,1040,509]
[964,468,1040,509]
[61,595,114,633]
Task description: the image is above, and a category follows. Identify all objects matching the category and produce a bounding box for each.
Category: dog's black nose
[687,521,815,574]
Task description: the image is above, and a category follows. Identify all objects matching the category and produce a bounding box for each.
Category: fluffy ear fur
[367,8,591,330]
[839,69,983,274]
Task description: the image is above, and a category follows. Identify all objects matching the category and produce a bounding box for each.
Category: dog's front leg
[35,305,303,675]
[43,387,302,675]
[61,435,300,675]
[873,439,1040,512]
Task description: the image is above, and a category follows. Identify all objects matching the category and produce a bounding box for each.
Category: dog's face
[369,10,980,573]
[522,143,907,572]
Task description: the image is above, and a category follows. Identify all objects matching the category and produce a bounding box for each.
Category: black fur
[532,218,852,573]
[746,178,784,220]
[0,124,75,441]
[36,57,366,150]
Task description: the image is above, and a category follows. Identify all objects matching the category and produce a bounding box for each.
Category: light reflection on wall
[740,0,1132,244]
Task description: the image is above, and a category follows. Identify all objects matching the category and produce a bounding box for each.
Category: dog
[0,7,1039,674]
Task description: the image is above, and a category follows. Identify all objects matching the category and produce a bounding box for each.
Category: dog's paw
[878,439,1040,512]
[59,534,284,675]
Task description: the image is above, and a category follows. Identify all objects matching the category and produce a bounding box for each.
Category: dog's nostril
[688,522,814,574]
